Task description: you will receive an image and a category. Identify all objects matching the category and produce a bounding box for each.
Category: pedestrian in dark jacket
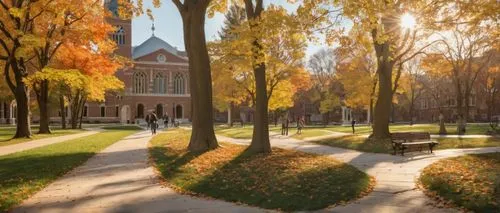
[145,114,150,129]
[164,114,169,129]
[150,112,158,135]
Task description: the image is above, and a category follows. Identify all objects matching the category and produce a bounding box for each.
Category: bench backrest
[391,132,431,141]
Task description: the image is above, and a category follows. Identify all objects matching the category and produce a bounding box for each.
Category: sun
[401,13,416,29]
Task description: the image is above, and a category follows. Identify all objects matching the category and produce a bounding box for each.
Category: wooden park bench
[391,132,439,156]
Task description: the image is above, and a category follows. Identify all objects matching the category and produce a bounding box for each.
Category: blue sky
[131,0,324,59]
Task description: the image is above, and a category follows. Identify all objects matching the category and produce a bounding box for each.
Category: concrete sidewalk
[216,134,500,213]
[14,131,268,213]
[0,130,101,156]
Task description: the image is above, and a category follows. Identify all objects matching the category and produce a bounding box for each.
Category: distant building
[75,0,192,124]
[0,0,192,125]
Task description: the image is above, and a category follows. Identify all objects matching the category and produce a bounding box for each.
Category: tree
[436,26,496,134]
[210,5,250,126]
[483,63,500,123]
[240,1,321,152]
[52,42,125,129]
[211,3,311,152]
[421,53,452,134]
[170,0,224,152]
[307,48,341,124]
[0,0,116,137]
[327,0,450,139]
[335,32,379,124]
[403,57,424,125]
[0,0,39,138]
[241,0,270,153]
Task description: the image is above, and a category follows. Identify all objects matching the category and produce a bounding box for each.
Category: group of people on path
[145,112,178,135]
[280,116,305,136]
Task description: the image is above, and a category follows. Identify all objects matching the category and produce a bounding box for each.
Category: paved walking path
[0,130,101,156]
[216,133,500,213]
[308,131,497,140]
[430,134,493,138]
[14,130,267,213]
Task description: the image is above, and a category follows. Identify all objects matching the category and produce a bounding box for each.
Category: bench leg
[393,144,398,155]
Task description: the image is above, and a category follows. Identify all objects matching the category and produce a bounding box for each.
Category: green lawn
[0,127,140,211]
[215,123,493,141]
[0,127,86,147]
[149,129,374,211]
[326,124,493,135]
[314,135,500,154]
[419,153,500,212]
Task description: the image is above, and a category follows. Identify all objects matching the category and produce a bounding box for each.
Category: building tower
[104,0,132,58]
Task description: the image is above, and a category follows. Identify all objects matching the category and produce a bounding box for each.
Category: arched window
[173,73,185,94]
[83,105,88,117]
[137,104,144,118]
[156,104,163,117]
[112,26,125,45]
[175,105,183,119]
[153,73,166,94]
[100,104,106,117]
[133,72,147,94]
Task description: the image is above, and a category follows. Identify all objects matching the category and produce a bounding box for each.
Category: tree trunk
[59,95,66,129]
[369,81,376,126]
[409,88,416,125]
[4,61,32,138]
[409,98,414,126]
[179,5,219,152]
[372,45,393,139]
[244,0,271,153]
[78,98,86,129]
[390,102,395,123]
[227,103,232,126]
[439,112,447,135]
[455,90,466,135]
[487,91,497,123]
[324,111,329,127]
[70,93,81,129]
[249,64,271,153]
[13,84,32,138]
[36,80,51,134]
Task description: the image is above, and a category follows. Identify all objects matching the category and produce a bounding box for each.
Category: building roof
[132,35,187,60]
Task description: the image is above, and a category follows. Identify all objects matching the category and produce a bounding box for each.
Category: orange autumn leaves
[149,129,375,211]
[420,153,500,212]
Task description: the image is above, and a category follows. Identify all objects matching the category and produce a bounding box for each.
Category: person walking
[145,114,151,130]
[150,111,158,135]
[285,117,289,136]
[281,116,286,135]
[163,114,169,129]
[351,119,356,134]
[297,116,304,135]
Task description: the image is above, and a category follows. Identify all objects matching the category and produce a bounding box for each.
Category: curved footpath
[0,129,101,156]
[11,128,500,213]
[217,133,500,213]
[13,130,268,213]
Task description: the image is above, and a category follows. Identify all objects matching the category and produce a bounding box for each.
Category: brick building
[76,1,191,124]
[0,1,191,125]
